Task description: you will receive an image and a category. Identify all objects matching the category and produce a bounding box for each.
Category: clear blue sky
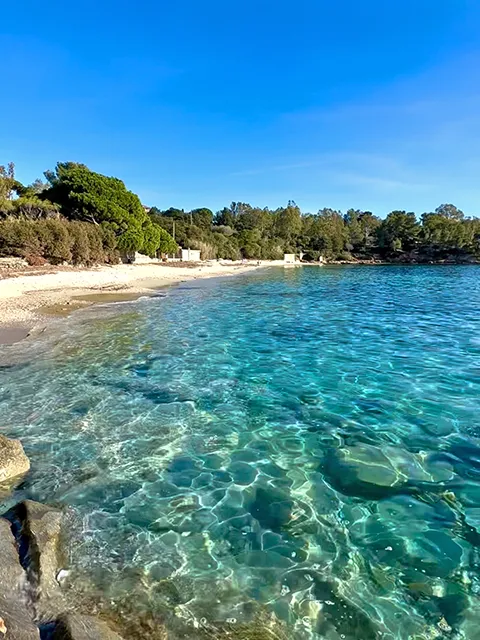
[2,1,480,216]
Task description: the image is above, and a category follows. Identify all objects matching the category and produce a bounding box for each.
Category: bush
[12,197,60,219]
[302,250,322,262]
[99,226,119,263]
[0,199,14,218]
[70,221,91,265]
[191,240,216,260]
[0,220,42,257]
[0,218,119,265]
[336,251,354,261]
[40,219,73,263]
[85,224,106,263]
[242,242,261,259]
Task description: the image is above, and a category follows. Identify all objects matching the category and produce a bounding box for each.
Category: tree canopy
[1,159,479,265]
[41,162,176,256]
[148,200,480,262]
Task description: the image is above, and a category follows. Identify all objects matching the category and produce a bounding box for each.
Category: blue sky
[2,1,480,216]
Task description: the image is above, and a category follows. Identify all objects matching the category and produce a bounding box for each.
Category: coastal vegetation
[1,161,479,265]
[150,201,480,263]
[0,162,177,265]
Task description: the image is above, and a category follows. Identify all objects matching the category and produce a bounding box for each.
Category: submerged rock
[2,499,151,640]
[313,579,379,640]
[437,590,469,630]
[0,434,30,483]
[247,486,293,532]
[52,614,124,640]
[323,443,437,500]
[323,444,404,499]
[0,517,39,639]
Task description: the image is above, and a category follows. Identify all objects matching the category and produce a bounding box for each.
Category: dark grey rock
[0,517,39,639]
[52,614,124,640]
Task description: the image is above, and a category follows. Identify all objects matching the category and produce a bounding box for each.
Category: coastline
[0,260,274,343]
[2,258,477,344]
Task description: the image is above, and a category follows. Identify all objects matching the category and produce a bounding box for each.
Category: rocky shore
[0,435,292,640]
[0,435,126,640]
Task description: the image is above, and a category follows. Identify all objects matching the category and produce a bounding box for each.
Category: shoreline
[2,259,478,345]
[0,260,274,343]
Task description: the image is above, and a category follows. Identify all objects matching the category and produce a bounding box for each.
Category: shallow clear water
[1,265,480,639]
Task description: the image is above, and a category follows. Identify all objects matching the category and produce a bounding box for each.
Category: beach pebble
[56,569,70,584]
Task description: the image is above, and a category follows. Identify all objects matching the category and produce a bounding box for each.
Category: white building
[181,248,201,262]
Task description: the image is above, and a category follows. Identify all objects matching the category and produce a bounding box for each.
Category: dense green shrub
[39,219,73,263]
[70,221,91,264]
[98,226,118,263]
[0,218,119,265]
[0,219,43,258]
[336,250,354,261]
[1,162,177,263]
[191,240,216,260]
[11,197,59,219]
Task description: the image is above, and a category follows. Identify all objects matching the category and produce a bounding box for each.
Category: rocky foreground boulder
[12,500,67,623]
[0,497,125,639]
[0,435,130,639]
[0,435,30,483]
[0,518,39,639]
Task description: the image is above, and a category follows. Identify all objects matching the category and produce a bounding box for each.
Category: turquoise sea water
[1,265,480,639]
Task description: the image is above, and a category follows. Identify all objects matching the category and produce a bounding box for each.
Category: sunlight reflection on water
[1,265,480,639]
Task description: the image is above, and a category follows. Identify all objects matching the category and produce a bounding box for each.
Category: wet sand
[39,292,153,318]
[0,326,31,346]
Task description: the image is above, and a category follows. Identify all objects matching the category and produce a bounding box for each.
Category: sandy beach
[0,260,271,342]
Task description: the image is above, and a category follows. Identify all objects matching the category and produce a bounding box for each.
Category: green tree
[161,207,186,220]
[421,209,473,254]
[304,208,346,257]
[145,224,177,256]
[344,209,364,249]
[344,209,380,252]
[378,211,419,252]
[191,208,213,229]
[43,162,174,255]
[435,203,464,221]
[274,202,302,246]
[215,205,236,227]
[19,178,49,197]
[0,162,19,200]
[358,212,381,250]
[238,228,262,258]
[10,196,60,220]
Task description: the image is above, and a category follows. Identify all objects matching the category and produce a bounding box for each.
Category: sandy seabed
[0,260,278,343]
